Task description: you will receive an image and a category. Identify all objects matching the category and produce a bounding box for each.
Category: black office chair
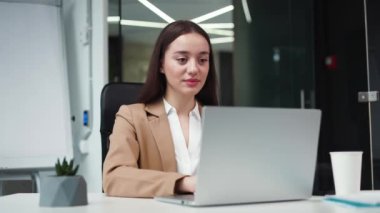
[100,82,143,166]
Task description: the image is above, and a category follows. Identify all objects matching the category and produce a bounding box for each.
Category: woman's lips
[184,79,200,87]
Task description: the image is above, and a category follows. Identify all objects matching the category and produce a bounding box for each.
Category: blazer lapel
[145,100,177,172]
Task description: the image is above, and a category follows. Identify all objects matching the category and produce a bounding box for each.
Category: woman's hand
[175,176,197,193]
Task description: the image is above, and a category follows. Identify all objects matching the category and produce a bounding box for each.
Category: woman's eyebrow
[173,51,189,54]
[199,51,209,55]
[173,51,209,55]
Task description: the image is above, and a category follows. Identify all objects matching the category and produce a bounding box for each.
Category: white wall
[80,0,108,193]
[62,0,108,192]
[0,0,107,194]
[0,1,73,170]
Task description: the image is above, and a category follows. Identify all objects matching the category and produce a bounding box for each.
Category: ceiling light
[199,23,234,29]
[119,19,233,36]
[210,37,234,44]
[138,0,175,23]
[242,0,252,23]
[205,29,234,37]
[191,5,234,23]
[107,16,120,23]
[120,20,167,28]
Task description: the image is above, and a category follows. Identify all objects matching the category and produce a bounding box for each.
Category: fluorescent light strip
[120,20,168,28]
[242,0,252,23]
[205,29,234,37]
[107,16,120,23]
[191,5,234,23]
[210,37,234,44]
[138,0,175,23]
[119,19,234,36]
[199,23,234,29]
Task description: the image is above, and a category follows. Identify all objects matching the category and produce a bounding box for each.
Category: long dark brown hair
[138,20,219,106]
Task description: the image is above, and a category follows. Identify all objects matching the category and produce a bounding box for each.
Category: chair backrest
[100,82,143,166]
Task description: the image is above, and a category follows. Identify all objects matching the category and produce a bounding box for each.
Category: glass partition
[233,0,315,108]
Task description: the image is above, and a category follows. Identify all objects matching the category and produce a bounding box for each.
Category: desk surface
[0,193,379,213]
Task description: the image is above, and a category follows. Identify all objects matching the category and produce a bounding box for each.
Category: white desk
[0,193,378,213]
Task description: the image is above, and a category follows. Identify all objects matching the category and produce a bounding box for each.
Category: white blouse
[163,99,202,175]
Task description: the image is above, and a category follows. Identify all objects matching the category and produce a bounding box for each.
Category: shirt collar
[163,98,201,120]
[163,98,174,115]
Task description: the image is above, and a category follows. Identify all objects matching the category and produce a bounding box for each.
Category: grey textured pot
[39,175,88,207]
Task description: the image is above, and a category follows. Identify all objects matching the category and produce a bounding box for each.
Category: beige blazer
[103,100,186,198]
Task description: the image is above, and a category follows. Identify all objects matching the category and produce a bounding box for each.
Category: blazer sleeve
[103,105,185,198]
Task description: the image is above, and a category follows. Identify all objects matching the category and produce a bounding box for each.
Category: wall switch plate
[358,91,379,102]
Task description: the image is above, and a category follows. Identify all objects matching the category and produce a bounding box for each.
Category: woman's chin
[180,88,201,97]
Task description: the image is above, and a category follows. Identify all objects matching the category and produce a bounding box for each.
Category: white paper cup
[330,151,363,195]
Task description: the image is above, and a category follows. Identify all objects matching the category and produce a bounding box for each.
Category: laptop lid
[156,106,321,206]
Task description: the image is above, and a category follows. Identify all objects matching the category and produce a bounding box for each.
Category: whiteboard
[0,2,73,170]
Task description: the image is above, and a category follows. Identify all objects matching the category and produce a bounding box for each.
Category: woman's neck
[164,92,196,115]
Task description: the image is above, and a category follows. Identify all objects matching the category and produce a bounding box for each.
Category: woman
[103,20,218,198]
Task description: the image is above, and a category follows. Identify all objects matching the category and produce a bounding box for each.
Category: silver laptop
[155,106,321,206]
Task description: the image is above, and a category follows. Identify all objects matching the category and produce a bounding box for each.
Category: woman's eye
[177,58,187,63]
[199,58,209,63]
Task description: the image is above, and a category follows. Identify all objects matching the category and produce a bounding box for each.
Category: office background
[1,0,379,196]
[107,0,380,195]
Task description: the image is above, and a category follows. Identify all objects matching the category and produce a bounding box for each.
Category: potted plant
[39,158,88,207]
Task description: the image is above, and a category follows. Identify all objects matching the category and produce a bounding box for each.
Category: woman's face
[161,32,210,98]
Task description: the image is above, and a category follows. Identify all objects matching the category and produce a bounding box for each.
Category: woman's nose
[187,59,199,75]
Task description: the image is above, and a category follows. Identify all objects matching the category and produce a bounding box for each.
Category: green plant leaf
[68,165,79,176]
[62,157,68,169]
[55,157,79,176]
[55,160,60,176]
[68,159,74,171]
